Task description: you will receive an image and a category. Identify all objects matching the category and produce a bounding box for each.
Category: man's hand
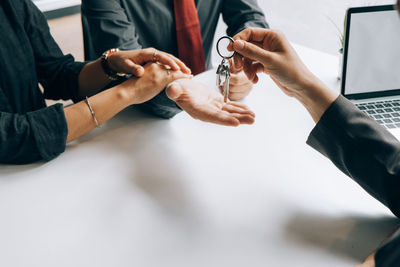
[220,67,253,101]
[166,79,255,126]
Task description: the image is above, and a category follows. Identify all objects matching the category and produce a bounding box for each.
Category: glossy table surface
[0,44,397,267]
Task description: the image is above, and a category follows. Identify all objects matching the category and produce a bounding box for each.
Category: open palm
[166,79,255,126]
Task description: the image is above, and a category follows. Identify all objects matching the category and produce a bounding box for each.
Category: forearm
[294,75,339,123]
[65,84,130,142]
[78,59,111,97]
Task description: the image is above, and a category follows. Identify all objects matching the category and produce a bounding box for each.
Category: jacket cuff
[306,95,345,151]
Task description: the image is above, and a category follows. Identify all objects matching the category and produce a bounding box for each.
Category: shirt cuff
[26,103,68,161]
[68,61,89,103]
[306,95,367,150]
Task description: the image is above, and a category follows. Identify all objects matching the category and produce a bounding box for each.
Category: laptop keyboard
[356,99,400,129]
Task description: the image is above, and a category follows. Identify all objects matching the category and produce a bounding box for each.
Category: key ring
[216,36,236,59]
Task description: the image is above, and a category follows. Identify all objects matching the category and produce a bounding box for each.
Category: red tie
[173,0,206,75]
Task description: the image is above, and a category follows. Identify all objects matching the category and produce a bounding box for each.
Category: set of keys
[216,36,236,103]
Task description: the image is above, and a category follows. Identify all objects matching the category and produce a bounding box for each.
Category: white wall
[212,0,395,60]
[33,0,81,12]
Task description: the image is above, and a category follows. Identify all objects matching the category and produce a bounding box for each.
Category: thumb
[233,40,273,64]
[124,59,145,77]
[166,82,183,101]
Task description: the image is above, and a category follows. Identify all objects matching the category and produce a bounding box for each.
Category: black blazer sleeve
[375,228,400,267]
[306,95,400,267]
[307,95,400,217]
[222,0,269,36]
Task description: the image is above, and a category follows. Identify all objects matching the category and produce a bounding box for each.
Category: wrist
[295,74,339,122]
[113,83,136,107]
[101,48,126,80]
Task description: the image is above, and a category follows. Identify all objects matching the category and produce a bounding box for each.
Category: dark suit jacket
[307,95,400,266]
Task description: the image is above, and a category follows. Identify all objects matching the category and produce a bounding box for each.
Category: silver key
[216,58,231,103]
[216,36,236,103]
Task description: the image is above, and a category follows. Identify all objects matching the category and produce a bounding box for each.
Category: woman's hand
[166,79,255,126]
[231,28,338,122]
[107,48,192,77]
[116,63,192,105]
[231,28,316,97]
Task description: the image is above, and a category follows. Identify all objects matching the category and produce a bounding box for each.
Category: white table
[0,45,397,267]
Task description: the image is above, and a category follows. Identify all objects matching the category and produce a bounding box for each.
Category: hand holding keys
[216,36,236,102]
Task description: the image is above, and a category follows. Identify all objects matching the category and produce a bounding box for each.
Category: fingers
[222,103,255,117]
[220,73,253,101]
[231,113,255,124]
[154,52,181,71]
[233,53,244,70]
[213,110,254,125]
[156,52,192,74]
[232,28,287,73]
[166,81,184,101]
[208,112,241,127]
[167,54,192,74]
[229,71,251,86]
[243,58,256,82]
[234,28,278,45]
[222,103,255,125]
[230,59,242,74]
[124,59,145,77]
[233,40,273,65]
[141,48,192,74]
[166,71,193,86]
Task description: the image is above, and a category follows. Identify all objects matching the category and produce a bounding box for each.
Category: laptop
[341,4,400,137]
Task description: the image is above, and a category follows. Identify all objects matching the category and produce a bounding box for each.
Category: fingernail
[234,40,245,51]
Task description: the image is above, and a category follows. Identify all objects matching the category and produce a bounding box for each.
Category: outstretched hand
[166,79,255,126]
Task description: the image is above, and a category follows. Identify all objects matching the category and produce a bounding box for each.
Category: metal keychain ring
[216,36,236,59]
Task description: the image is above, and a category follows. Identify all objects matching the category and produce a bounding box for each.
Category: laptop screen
[342,6,400,99]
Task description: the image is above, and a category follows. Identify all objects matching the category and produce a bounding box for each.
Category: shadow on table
[0,107,154,175]
[102,107,197,219]
[0,107,198,222]
[0,162,44,177]
[128,124,193,216]
[284,211,399,262]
